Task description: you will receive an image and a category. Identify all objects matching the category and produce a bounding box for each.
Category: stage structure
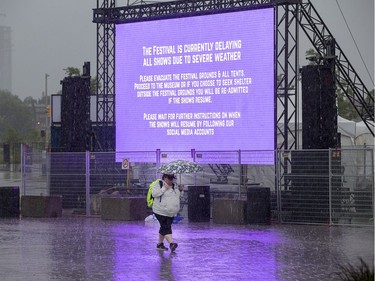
[93,0,373,185]
[93,0,373,152]
[94,0,301,152]
[94,0,116,151]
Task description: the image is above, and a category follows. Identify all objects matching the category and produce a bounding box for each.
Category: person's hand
[178,184,184,191]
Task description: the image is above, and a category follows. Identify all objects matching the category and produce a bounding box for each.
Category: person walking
[152,173,184,252]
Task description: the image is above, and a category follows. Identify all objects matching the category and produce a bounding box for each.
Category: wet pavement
[0,215,373,281]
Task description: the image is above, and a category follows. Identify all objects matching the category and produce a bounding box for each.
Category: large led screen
[116,8,275,164]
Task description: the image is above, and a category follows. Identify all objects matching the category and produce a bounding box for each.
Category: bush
[336,258,374,281]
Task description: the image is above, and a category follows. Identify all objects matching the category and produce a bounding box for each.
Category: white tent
[277,116,374,148]
[337,116,374,147]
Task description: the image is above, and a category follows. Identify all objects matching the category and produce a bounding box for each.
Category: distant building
[0,26,12,93]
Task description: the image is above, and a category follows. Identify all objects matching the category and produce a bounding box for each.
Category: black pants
[154,213,174,236]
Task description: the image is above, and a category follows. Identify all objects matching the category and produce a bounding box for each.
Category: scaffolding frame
[93,0,301,152]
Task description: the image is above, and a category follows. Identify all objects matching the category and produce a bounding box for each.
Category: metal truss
[94,0,294,24]
[275,2,299,193]
[277,0,374,194]
[96,0,116,150]
[276,2,300,150]
[94,0,301,151]
[298,0,374,136]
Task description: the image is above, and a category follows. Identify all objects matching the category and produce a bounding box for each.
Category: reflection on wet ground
[0,217,373,281]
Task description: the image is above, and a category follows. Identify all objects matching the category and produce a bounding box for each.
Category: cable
[335,0,374,87]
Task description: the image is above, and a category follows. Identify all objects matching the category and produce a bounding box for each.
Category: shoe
[157,243,168,251]
[169,242,178,252]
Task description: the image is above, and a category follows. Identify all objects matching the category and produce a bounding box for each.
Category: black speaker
[301,65,339,149]
[0,186,20,217]
[60,76,91,152]
[188,186,210,222]
[82,61,90,77]
[246,187,271,224]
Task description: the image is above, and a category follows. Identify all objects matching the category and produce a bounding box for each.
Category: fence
[0,142,44,171]
[276,148,374,225]
[20,146,374,225]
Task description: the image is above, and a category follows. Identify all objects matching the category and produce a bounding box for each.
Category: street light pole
[45,73,49,151]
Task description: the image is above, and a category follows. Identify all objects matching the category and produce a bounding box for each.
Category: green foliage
[23,96,38,106]
[63,67,81,77]
[337,88,361,121]
[336,258,374,281]
[337,85,374,122]
[303,48,373,121]
[38,95,50,106]
[0,90,41,144]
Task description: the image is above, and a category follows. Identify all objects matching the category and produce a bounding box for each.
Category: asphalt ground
[0,215,373,281]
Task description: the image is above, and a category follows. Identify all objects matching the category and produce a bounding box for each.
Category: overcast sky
[0,0,373,101]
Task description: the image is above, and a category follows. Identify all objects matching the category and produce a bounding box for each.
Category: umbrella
[157,159,203,186]
[157,159,203,175]
[157,159,203,222]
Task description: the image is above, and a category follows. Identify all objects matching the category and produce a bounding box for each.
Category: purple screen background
[115,8,275,164]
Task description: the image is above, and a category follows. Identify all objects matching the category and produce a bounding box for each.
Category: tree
[63,67,81,77]
[38,94,50,106]
[0,90,40,144]
[336,81,362,121]
[23,96,38,106]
